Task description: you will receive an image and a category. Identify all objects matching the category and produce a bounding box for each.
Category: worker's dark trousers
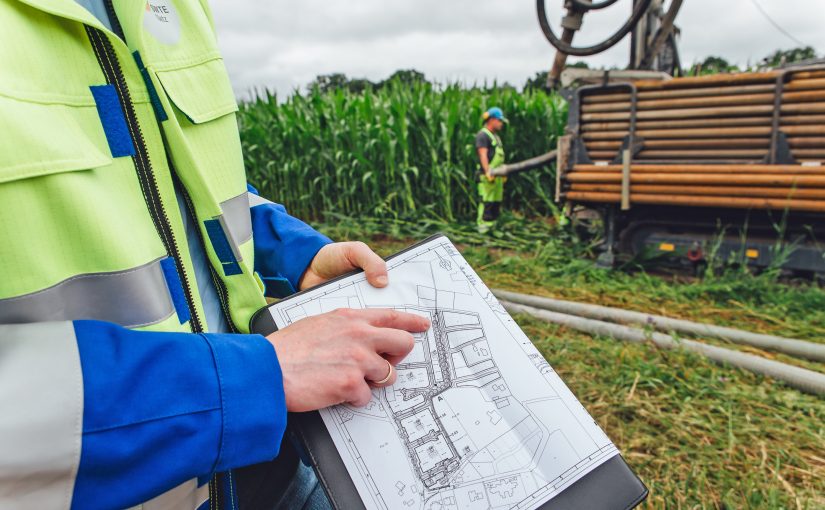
[235,441,331,509]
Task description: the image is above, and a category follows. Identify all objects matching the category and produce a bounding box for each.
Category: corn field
[239,82,567,222]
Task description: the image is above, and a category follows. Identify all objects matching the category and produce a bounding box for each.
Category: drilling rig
[533,0,825,275]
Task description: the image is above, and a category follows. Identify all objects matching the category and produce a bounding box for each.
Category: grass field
[315,218,825,510]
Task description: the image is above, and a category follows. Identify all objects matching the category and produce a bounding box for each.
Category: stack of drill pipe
[579,70,825,164]
[566,70,825,211]
[564,164,825,212]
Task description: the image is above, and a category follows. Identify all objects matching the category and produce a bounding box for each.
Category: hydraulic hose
[491,150,557,177]
[494,289,825,363]
[571,0,621,10]
[537,0,653,57]
[501,301,825,396]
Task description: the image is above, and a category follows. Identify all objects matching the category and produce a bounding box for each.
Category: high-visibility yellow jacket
[0,1,330,508]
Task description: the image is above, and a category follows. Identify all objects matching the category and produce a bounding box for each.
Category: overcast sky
[211,1,825,99]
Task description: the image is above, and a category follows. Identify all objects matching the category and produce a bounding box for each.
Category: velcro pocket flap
[0,94,112,183]
[155,58,238,124]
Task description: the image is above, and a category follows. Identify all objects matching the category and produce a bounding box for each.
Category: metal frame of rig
[555,67,825,275]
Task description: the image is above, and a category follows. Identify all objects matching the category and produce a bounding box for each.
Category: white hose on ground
[500,301,825,396]
[494,289,825,363]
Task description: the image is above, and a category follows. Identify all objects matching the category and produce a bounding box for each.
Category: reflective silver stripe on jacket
[126,478,209,510]
[218,191,254,262]
[247,191,271,208]
[0,258,175,328]
[0,322,83,510]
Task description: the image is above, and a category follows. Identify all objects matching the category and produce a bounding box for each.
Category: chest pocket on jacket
[151,57,246,205]
[150,57,255,270]
[0,94,111,183]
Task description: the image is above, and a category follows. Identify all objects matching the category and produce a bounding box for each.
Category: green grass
[314,219,825,510]
[523,317,824,509]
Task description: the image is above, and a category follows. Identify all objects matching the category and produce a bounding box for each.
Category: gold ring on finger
[373,359,394,385]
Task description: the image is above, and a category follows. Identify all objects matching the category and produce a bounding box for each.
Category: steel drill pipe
[581,116,824,132]
[566,173,825,185]
[569,183,825,199]
[788,137,825,148]
[582,125,825,140]
[583,104,777,122]
[782,114,825,125]
[784,89,825,102]
[790,149,825,158]
[495,290,825,363]
[785,78,825,91]
[639,138,770,149]
[784,70,825,80]
[634,117,774,129]
[584,103,825,123]
[780,125,825,135]
[633,71,780,90]
[500,301,825,395]
[584,140,624,150]
[571,165,825,175]
[633,159,772,164]
[588,151,621,160]
[572,164,824,173]
[637,149,768,158]
[583,127,773,140]
[582,83,777,104]
[564,191,825,212]
[581,121,631,132]
[582,90,825,114]
[581,118,770,132]
[587,71,820,96]
[582,93,778,113]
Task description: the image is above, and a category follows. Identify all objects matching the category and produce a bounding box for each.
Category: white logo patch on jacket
[143,0,181,45]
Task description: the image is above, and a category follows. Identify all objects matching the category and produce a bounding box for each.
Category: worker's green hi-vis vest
[482,127,506,170]
[0,0,267,335]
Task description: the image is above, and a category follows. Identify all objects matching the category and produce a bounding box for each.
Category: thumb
[345,242,388,288]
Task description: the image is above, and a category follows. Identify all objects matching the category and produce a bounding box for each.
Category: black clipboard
[250,234,648,510]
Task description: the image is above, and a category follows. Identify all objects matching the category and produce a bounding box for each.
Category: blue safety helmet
[483,107,508,123]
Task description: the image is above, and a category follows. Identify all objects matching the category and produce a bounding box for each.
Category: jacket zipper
[85,26,204,333]
[88,15,225,509]
[174,173,238,334]
[175,181,233,510]
[102,0,126,40]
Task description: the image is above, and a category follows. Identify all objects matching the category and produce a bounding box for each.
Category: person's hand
[299,242,387,290]
[485,173,495,182]
[266,308,430,411]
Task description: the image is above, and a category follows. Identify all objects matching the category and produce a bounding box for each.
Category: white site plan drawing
[266,236,619,510]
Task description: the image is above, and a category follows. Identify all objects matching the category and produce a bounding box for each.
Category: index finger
[355,308,431,332]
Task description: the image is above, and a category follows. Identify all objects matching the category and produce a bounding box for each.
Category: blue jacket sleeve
[71,320,286,510]
[248,184,333,297]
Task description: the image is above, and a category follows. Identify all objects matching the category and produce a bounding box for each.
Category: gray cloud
[210,0,825,99]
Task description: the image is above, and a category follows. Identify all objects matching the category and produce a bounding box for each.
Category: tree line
[306,45,820,95]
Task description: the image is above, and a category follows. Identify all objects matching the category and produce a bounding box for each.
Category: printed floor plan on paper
[266,237,619,509]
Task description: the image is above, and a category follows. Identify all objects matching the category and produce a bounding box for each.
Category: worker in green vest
[475,107,508,233]
[0,1,430,509]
